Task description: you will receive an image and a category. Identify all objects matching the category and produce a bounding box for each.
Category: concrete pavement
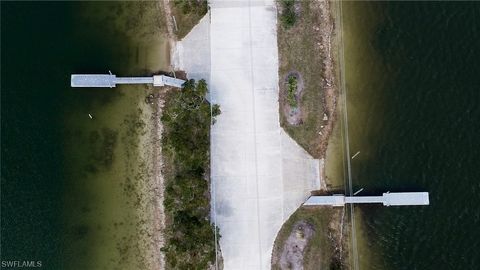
[174,1,320,269]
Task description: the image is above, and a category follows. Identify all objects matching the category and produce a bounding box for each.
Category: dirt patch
[282,71,305,125]
[272,207,347,270]
[279,221,315,270]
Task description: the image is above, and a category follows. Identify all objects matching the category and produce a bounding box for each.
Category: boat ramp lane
[303,192,430,207]
[70,74,185,88]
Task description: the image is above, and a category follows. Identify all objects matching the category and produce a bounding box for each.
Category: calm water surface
[1,2,168,269]
[338,2,480,269]
[4,2,480,270]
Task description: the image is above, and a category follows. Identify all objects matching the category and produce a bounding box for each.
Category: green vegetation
[161,79,221,269]
[271,207,345,270]
[280,0,297,28]
[172,0,209,39]
[287,75,298,107]
[278,0,333,157]
[174,0,208,15]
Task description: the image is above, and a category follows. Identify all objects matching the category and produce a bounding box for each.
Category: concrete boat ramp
[70,74,185,88]
[173,1,430,269]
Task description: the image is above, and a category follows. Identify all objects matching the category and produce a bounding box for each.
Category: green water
[1,2,168,269]
[335,2,480,269]
[4,2,480,270]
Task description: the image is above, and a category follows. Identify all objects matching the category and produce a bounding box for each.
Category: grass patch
[279,0,297,29]
[161,79,221,269]
[277,0,332,158]
[272,207,342,270]
[287,75,298,107]
[172,0,208,39]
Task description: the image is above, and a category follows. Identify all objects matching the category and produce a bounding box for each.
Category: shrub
[174,0,208,15]
[287,75,298,107]
[280,0,297,28]
[161,79,221,269]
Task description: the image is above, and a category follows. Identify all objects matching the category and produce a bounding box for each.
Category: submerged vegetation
[87,128,118,169]
[161,79,221,269]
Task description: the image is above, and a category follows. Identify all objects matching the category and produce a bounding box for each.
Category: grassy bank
[277,0,338,158]
[274,0,348,269]
[171,0,208,39]
[161,79,220,269]
[271,207,345,270]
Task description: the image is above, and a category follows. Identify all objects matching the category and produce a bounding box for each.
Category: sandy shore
[317,0,339,163]
[125,88,168,270]
[132,5,172,269]
[324,0,352,266]
[318,0,349,264]
[146,92,168,270]
[136,3,176,270]
[304,0,340,188]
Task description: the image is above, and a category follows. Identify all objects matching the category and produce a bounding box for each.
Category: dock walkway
[304,192,430,207]
[70,74,185,88]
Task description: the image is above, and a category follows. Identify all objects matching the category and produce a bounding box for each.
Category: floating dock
[70,74,185,88]
[304,192,429,207]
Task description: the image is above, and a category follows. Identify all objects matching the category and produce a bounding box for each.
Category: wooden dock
[70,74,185,88]
[304,192,430,207]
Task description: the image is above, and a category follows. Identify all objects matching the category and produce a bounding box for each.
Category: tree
[162,79,221,269]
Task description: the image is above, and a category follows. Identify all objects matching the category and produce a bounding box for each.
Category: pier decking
[304,192,430,207]
[70,74,185,88]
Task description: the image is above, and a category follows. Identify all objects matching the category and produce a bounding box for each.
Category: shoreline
[154,1,218,268]
[273,0,351,268]
[324,0,353,266]
[161,0,344,268]
[70,2,172,269]
[141,89,168,270]
[276,0,340,191]
[315,0,340,191]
